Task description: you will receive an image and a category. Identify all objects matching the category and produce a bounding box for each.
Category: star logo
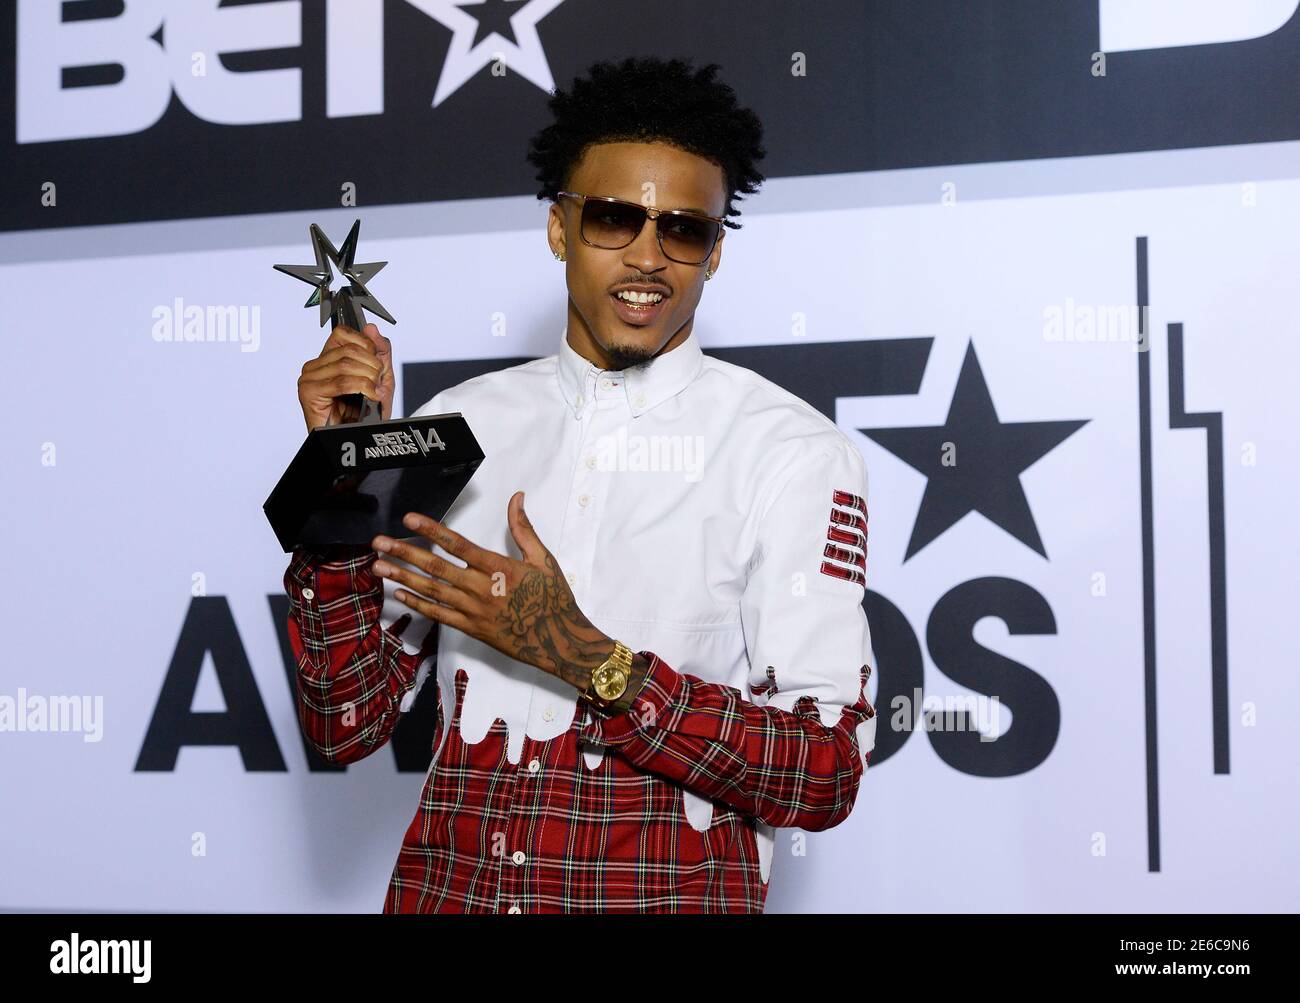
[860,341,1088,561]
[404,0,567,107]
[273,219,395,328]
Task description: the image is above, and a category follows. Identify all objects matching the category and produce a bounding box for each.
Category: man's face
[547,140,727,370]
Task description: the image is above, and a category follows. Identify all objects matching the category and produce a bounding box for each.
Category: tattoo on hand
[496,552,610,691]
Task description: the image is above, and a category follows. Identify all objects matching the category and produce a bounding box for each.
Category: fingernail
[373,536,392,551]
[373,560,390,575]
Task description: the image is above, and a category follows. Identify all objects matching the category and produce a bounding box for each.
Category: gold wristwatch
[582,640,634,709]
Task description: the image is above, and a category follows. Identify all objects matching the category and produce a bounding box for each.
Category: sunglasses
[556,191,726,266]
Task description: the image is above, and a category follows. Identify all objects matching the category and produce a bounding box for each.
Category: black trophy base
[264,411,484,552]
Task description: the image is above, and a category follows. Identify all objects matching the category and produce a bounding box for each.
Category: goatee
[605,342,658,371]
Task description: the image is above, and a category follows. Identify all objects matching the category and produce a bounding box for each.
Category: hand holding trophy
[276,220,396,428]
[263,220,483,552]
[296,320,395,431]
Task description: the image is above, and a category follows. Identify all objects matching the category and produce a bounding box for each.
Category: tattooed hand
[370,491,633,695]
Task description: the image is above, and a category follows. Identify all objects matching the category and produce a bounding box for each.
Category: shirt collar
[556,326,705,418]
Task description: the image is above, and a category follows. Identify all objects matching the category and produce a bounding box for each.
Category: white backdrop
[2,164,1297,912]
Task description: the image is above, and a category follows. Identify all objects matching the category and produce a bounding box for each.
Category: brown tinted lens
[580,199,647,248]
[658,213,720,263]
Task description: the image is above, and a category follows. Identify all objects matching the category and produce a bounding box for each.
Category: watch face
[593,664,629,701]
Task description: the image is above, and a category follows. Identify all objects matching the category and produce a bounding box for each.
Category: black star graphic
[859,341,1087,561]
[456,0,526,48]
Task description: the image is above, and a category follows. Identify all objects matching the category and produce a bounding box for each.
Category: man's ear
[547,202,567,258]
[708,229,726,275]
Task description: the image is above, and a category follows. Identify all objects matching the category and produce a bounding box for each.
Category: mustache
[611,276,672,291]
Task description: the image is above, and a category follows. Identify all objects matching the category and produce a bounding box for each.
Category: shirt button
[578,494,590,507]
[566,571,577,587]
[602,379,613,389]
[507,904,522,914]
[512,850,527,866]
[575,394,584,408]
[585,455,596,469]
[542,707,555,722]
[527,758,541,774]
[301,587,315,601]
[633,393,647,408]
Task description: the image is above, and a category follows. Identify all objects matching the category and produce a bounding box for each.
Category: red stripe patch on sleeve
[820,560,866,587]
[820,489,868,586]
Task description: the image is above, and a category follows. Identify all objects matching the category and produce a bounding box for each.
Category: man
[284,56,876,914]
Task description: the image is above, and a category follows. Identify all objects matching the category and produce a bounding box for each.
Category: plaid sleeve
[580,438,877,832]
[284,546,436,765]
[581,653,873,831]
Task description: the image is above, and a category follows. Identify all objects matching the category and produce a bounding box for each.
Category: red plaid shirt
[284,547,875,913]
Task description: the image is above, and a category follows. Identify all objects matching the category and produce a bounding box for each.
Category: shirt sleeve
[579,436,877,831]
[283,545,439,766]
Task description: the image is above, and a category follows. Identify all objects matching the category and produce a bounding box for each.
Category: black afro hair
[527,56,766,229]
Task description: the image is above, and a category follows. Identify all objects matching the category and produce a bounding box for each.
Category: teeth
[616,290,664,305]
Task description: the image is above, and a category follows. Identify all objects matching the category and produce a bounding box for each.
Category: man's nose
[622,212,670,273]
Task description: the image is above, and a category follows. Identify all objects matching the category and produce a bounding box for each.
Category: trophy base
[264,412,484,552]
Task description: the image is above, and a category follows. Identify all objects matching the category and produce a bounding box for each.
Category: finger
[361,323,393,361]
[372,558,477,614]
[322,325,373,353]
[298,375,382,409]
[301,359,383,386]
[507,491,548,565]
[302,344,381,377]
[372,536,492,595]
[401,512,500,573]
[301,373,383,401]
[316,342,380,366]
[393,587,472,635]
[361,323,396,390]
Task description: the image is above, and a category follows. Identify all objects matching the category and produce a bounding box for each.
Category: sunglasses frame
[555,190,727,266]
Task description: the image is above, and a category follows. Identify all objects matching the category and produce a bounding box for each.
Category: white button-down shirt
[380,325,875,874]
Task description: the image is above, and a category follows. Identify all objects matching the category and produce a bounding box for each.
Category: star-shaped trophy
[274,219,396,423]
[263,219,484,552]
